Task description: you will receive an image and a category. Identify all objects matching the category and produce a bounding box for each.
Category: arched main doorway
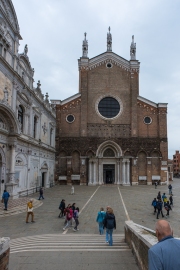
[88,140,130,185]
[41,162,48,187]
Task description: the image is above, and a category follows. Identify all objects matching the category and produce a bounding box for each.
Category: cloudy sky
[13,0,180,158]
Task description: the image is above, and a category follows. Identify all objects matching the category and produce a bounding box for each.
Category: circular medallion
[144,116,152,124]
[66,114,75,123]
[98,97,120,119]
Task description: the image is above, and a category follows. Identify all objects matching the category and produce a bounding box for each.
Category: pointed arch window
[0,44,3,56]
[4,48,6,60]
[33,116,38,138]
[50,128,53,146]
[18,105,23,132]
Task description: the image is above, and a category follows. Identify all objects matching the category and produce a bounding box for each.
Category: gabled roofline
[51,93,81,105]
[89,51,129,63]
[137,96,168,108]
[78,51,140,72]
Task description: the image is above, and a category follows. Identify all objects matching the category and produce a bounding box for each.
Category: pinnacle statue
[82,32,88,58]
[107,27,112,51]
[130,35,136,60]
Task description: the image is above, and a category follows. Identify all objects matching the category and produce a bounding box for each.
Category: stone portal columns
[93,162,96,185]
[126,160,130,185]
[117,160,120,184]
[9,145,16,182]
[122,159,130,186]
[88,161,97,185]
[6,142,18,198]
[122,159,126,185]
[89,161,92,185]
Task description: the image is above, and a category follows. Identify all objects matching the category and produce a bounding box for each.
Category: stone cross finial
[130,35,136,60]
[45,93,49,101]
[107,26,112,51]
[82,32,88,58]
[37,80,41,89]
[24,44,28,55]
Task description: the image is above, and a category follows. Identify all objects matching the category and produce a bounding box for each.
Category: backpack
[73,210,78,219]
[59,202,62,209]
[152,201,157,207]
[107,217,115,229]
[156,202,161,210]
[67,212,71,220]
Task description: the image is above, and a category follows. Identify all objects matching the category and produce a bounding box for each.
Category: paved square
[0,179,179,269]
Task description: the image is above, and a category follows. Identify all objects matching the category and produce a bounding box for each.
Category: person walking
[162,193,167,206]
[96,207,106,235]
[151,198,157,214]
[148,220,180,270]
[156,199,164,219]
[103,207,116,246]
[169,194,173,206]
[2,190,10,211]
[38,187,44,200]
[73,207,79,232]
[58,199,65,218]
[164,201,172,217]
[105,206,110,243]
[168,184,172,195]
[154,182,158,189]
[157,191,161,200]
[63,206,73,230]
[26,199,35,223]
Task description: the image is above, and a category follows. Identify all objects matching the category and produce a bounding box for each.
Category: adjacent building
[173,151,180,177]
[0,0,56,197]
[53,29,168,186]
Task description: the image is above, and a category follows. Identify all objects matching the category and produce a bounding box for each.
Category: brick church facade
[52,29,168,186]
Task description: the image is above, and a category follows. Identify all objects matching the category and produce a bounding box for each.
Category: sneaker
[63,228,66,231]
[31,221,35,223]
[73,229,77,232]
[106,241,109,243]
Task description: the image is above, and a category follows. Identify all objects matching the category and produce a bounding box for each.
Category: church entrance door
[103,164,115,184]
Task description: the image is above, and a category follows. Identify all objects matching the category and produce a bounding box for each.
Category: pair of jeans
[38,194,44,200]
[64,219,71,229]
[4,198,8,209]
[106,229,113,246]
[74,218,79,230]
[98,222,104,234]
[157,209,164,219]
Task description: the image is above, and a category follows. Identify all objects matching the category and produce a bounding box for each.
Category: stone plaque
[59,176,67,180]
[139,176,147,180]
[71,175,80,180]
[161,167,168,171]
[152,175,160,180]
[161,161,167,165]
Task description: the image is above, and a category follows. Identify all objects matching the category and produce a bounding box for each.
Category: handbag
[28,207,33,212]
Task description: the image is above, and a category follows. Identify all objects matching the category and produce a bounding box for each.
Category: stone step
[10,234,129,253]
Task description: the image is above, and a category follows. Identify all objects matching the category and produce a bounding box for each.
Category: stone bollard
[0,237,10,270]
[71,186,74,195]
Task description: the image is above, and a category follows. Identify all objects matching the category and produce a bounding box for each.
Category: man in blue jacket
[2,189,10,210]
[148,220,180,270]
